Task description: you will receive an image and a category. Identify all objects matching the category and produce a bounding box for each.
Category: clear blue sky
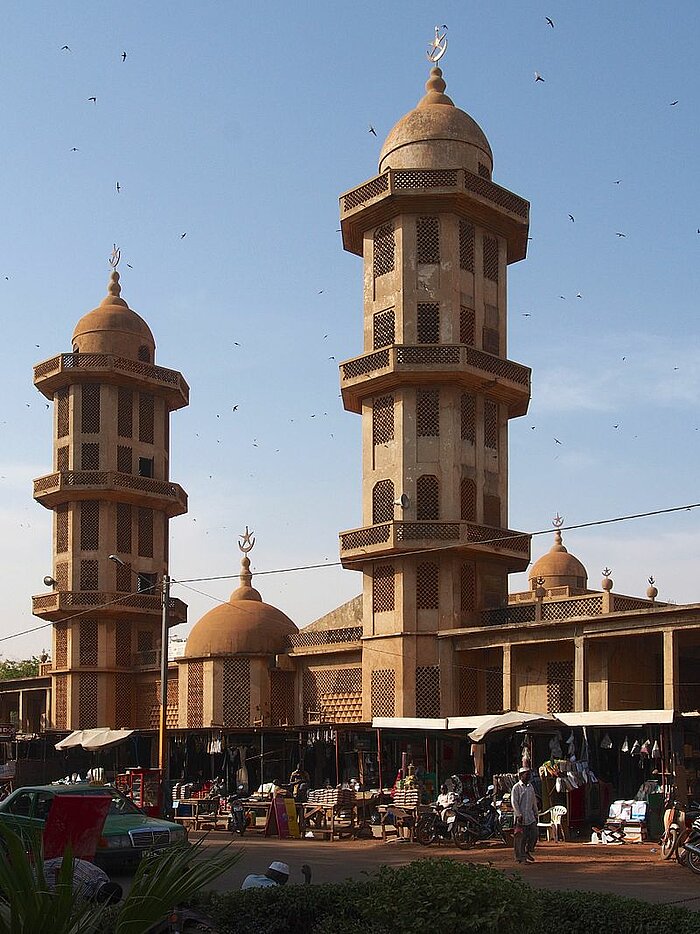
[1,2,699,658]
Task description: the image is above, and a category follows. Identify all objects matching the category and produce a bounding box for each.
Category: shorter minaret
[32,256,189,731]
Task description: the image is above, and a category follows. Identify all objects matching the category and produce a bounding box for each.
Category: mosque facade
[4,61,700,784]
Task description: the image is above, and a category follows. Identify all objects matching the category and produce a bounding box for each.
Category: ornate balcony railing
[339,520,530,567]
[33,471,187,516]
[34,353,189,409]
[32,591,187,623]
[289,626,363,649]
[340,344,530,416]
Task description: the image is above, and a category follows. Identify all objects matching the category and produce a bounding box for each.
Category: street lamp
[109,554,171,811]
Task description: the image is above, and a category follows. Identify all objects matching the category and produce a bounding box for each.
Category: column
[502,644,512,712]
[663,630,677,711]
[574,637,585,712]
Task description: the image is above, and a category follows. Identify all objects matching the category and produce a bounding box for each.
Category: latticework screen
[80,559,99,591]
[417,303,440,344]
[138,345,151,362]
[117,444,132,474]
[80,443,100,470]
[80,501,99,551]
[483,236,499,282]
[81,384,101,434]
[79,673,98,729]
[139,393,155,444]
[416,389,439,437]
[485,668,503,713]
[372,479,394,524]
[114,673,133,728]
[303,668,362,723]
[79,619,98,666]
[371,669,395,717]
[135,680,158,730]
[116,561,131,593]
[547,661,574,713]
[460,562,476,615]
[156,674,180,728]
[461,478,477,521]
[372,394,394,446]
[483,494,501,528]
[270,669,295,726]
[56,388,69,438]
[57,445,69,472]
[137,630,153,652]
[56,505,69,553]
[482,326,499,356]
[416,475,439,520]
[460,306,475,346]
[55,625,68,669]
[416,666,440,718]
[373,565,395,613]
[478,162,491,179]
[373,223,395,278]
[373,308,395,349]
[115,621,131,666]
[416,217,440,264]
[484,400,498,450]
[416,562,439,610]
[187,660,204,728]
[116,503,132,553]
[222,657,250,728]
[137,507,154,558]
[118,388,133,439]
[54,674,68,729]
[459,220,475,272]
[55,562,69,591]
[458,667,478,715]
[461,393,476,443]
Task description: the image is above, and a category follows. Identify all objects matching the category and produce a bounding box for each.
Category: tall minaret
[32,258,189,731]
[338,54,532,720]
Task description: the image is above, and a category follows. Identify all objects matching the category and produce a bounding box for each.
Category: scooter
[679,814,700,875]
[227,785,247,835]
[416,800,477,848]
[461,786,510,845]
[660,798,700,863]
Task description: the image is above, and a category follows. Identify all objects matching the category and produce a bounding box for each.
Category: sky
[1,1,699,659]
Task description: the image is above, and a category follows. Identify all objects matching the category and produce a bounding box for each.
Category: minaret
[338,55,532,719]
[32,260,189,731]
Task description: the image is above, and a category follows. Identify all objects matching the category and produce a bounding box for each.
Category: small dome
[378,67,493,175]
[72,270,156,361]
[184,545,297,659]
[529,526,588,592]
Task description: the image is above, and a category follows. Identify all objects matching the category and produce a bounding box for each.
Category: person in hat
[511,767,538,864]
[241,861,291,890]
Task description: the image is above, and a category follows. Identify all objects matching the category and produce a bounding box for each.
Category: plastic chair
[537,805,567,841]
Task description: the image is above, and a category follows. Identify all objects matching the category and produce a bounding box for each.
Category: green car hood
[103,814,181,836]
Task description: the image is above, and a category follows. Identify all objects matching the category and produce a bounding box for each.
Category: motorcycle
[677,813,700,874]
[660,798,700,864]
[226,785,248,835]
[461,787,511,845]
[416,800,478,849]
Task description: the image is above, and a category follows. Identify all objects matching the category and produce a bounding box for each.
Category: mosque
[4,53,700,796]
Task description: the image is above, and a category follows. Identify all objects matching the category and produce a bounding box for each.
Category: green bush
[201,858,700,934]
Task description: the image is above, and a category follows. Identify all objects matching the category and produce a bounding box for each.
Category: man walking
[511,766,538,863]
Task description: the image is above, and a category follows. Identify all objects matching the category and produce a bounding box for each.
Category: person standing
[511,766,538,863]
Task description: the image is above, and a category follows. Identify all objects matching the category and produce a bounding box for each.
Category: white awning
[447,715,501,732]
[55,728,134,751]
[467,711,565,743]
[372,717,448,731]
[558,709,674,728]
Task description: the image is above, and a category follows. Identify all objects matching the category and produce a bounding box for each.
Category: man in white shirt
[241,860,290,890]
[511,767,539,863]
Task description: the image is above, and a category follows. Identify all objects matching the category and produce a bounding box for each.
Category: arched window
[372,479,394,524]
[460,478,477,521]
[416,475,439,520]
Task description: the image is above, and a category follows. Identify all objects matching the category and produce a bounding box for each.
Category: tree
[0,657,40,681]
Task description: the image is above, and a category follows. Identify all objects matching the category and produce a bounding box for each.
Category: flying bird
[614,179,622,184]
[576,292,582,299]
[61,45,71,52]
[554,438,562,445]
[121,51,127,62]
[568,214,575,222]
[180,232,187,239]
[670,100,679,106]
[232,405,239,411]
[616,232,626,237]
[534,72,545,83]
[87,97,97,103]
[115,182,121,193]
[545,16,555,28]
[70,147,79,152]
[368,125,377,136]
[522,313,531,317]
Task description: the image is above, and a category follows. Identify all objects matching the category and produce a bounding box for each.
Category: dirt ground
[167,830,700,910]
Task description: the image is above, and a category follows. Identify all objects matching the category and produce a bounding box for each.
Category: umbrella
[55,728,133,751]
[467,711,566,743]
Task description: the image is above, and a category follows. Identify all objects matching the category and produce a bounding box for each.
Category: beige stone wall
[511,640,574,713]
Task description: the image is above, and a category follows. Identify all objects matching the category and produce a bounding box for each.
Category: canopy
[372,717,448,731]
[467,711,566,743]
[55,728,134,751]
[560,709,674,728]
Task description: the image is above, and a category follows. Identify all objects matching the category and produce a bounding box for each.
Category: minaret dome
[72,270,156,361]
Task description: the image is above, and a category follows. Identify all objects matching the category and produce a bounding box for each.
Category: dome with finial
[378,66,493,175]
[72,268,156,361]
[184,530,297,659]
[528,516,588,593]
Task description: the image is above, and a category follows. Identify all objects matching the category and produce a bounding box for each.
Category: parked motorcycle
[461,787,511,845]
[660,798,700,864]
[226,786,247,835]
[416,800,477,848]
[678,813,700,874]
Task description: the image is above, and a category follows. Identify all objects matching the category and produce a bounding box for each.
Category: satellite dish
[394,493,409,509]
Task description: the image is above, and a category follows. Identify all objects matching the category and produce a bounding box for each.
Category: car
[0,783,187,866]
